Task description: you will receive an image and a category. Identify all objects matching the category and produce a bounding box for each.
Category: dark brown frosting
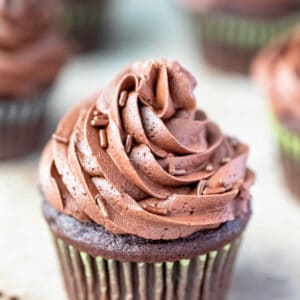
[254,28,300,132]
[181,0,300,17]
[0,0,69,98]
[39,60,255,240]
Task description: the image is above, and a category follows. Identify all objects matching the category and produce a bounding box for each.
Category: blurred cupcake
[254,28,300,200]
[181,0,300,73]
[61,0,110,51]
[0,0,70,160]
[40,59,255,300]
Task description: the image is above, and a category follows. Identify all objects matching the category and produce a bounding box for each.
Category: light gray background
[0,1,300,299]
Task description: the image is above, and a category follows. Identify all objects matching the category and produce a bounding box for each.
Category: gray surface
[1,1,300,299]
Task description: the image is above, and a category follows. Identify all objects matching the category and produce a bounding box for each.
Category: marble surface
[1,1,300,299]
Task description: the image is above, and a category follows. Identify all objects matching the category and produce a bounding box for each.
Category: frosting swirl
[0,0,69,98]
[254,28,300,131]
[39,60,254,240]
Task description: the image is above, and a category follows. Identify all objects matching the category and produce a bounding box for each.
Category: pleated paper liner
[199,38,257,73]
[0,91,49,160]
[53,235,242,300]
[197,13,300,49]
[193,12,300,73]
[62,0,110,51]
[272,117,300,200]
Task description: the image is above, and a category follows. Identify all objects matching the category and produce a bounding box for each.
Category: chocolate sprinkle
[203,187,226,195]
[91,115,109,127]
[205,164,214,172]
[197,180,207,196]
[52,133,69,145]
[168,163,186,176]
[219,179,233,192]
[95,195,109,218]
[118,91,128,107]
[174,169,186,176]
[221,157,231,164]
[99,129,108,148]
[142,204,168,216]
[125,134,133,154]
[93,109,101,116]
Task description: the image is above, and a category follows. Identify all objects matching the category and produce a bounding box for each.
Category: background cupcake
[40,59,255,300]
[60,0,111,51]
[254,28,300,200]
[0,0,70,160]
[180,0,300,74]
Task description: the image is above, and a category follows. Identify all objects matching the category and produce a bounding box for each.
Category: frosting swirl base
[43,200,251,263]
[40,59,254,240]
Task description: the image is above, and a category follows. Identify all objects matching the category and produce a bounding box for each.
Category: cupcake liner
[62,0,109,49]
[0,91,50,160]
[271,117,300,159]
[200,37,257,73]
[53,234,242,300]
[271,117,300,199]
[196,12,300,49]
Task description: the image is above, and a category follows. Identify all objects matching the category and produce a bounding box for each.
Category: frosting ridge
[40,59,254,240]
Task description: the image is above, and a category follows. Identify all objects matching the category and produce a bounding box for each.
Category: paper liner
[272,117,300,200]
[62,0,109,50]
[272,117,300,159]
[200,37,256,73]
[196,12,300,49]
[193,12,300,73]
[53,235,242,300]
[0,91,49,160]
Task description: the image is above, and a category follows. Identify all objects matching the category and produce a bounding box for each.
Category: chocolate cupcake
[254,28,300,200]
[40,60,255,299]
[181,0,300,73]
[0,0,69,160]
[61,0,110,51]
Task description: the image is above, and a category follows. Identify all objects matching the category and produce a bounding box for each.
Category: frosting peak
[40,60,254,240]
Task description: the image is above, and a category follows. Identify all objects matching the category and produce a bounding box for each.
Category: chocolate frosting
[181,0,300,17]
[254,28,300,132]
[0,0,69,98]
[39,60,255,240]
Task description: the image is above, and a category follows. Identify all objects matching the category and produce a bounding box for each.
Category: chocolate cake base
[43,201,251,262]
[200,38,256,74]
[43,201,251,300]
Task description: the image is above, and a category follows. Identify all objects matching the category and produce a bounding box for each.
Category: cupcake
[181,0,300,73]
[0,0,69,160]
[254,28,300,200]
[40,59,255,299]
[61,0,110,51]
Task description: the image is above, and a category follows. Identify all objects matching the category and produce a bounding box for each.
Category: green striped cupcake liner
[63,0,109,42]
[271,116,300,199]
[271,116,300,160]
[196,12,300,49]
[53,235,242,300]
